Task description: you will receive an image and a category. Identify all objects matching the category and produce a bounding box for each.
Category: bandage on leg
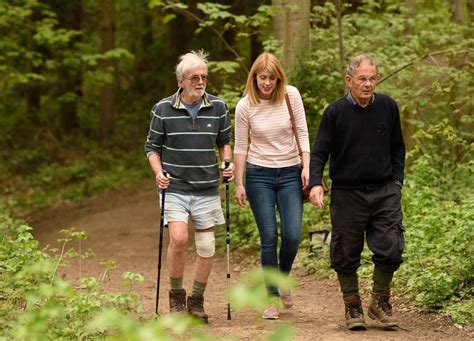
[195,231,215,258]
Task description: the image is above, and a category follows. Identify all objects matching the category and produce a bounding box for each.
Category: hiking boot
[262,306,279,320]
[279,290,294,308]
[368,291,399,329]
[169,289,186,313]
[343,295,367,331]
[187,294,209,322]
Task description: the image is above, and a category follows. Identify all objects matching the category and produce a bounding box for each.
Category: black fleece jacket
[310,93,405,190]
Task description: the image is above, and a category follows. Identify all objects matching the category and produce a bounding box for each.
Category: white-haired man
[309,54,405,331]
[145,50,234,322]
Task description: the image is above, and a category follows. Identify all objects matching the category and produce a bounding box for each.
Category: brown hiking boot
[343,295,367,330]
[169,289,186,313]
[368,290,399,329]
[187,294,209,323]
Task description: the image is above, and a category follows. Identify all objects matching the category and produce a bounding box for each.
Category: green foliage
[293,0,473,139]
[149,0,278,97]
[394,118,473,319]
[0,210,298,339]
[228,268,297,340]
[229,268,296,312]
[0,211,50,331]
[2,148,150,214]
[0,0,134,146]
[214,185,259,253]
[0,222,145,339]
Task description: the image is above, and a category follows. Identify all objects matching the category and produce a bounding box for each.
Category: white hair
[346,54,378,75]
[175,49,209,81]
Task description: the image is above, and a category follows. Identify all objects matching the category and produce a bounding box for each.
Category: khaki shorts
[159,192,225,229]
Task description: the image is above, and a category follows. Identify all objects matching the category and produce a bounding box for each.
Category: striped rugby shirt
[145,89,231,195]
[234,85,310,167]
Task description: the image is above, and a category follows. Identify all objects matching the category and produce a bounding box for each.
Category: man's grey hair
[346,54,378,75]
[175,50,209,81]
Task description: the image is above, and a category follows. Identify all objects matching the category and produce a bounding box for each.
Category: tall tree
[24,7,42,122]
[53,0,83,136]
[336,0,345,90]
[99,0,117,143]
[451,0,470,25]
[272,0,311,75]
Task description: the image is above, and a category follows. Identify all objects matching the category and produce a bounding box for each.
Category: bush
[0,209,297,339]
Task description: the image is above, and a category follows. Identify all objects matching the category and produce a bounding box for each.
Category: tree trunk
[57,1,82,136]
[449,0,471,159]
[100,0,116,143]
[25,10,41,124]
[272,0,311,76]
[336,0,345,92]
[401,0,417,149]
[132,3,154,96]
[451,0,470,25]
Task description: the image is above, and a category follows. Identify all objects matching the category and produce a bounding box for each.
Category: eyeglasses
[183,74,208,84]
[351,75,379,84]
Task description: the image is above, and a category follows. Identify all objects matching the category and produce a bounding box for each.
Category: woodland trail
[28,181,472,340]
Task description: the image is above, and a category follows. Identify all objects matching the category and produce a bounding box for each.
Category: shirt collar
[345,91,375,107]
[170,88,213,109]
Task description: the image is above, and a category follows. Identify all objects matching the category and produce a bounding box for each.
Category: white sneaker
[262,306,279,320]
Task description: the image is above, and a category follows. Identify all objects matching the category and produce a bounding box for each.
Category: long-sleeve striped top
[234,85,310,168]
[144,89,231,195]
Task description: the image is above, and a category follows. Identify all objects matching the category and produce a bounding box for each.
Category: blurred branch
[166,5,249,73]
[379,48,474,84]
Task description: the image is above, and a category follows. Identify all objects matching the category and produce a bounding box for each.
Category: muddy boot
[343,295,367,331]
[169,289,186,313]
[187,294,209,323]
[368,290,399,329]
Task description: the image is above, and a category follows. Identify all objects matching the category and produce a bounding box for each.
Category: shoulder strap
[285,93,302,156]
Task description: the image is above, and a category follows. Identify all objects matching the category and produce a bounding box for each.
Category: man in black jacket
[309,54,405,331]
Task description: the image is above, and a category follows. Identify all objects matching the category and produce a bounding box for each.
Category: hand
[155,171,170,189]
[301,166,310,190]
[309,185,325,208]
[221,161,235,181]
[235,185,247,208]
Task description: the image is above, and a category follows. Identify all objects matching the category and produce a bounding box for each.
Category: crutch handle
[223,160,231,183]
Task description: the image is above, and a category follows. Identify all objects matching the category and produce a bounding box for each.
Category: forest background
[0,0,473,339]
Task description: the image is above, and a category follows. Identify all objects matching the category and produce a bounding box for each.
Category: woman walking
[233,52,310,320]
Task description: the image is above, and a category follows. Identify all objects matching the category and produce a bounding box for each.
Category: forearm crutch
[224,160,231,320]
[155,171,167,315]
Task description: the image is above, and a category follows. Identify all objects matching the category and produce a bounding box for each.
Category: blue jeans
[245,163,303,297]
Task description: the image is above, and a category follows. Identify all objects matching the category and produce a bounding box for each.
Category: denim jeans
[245,163,303,297]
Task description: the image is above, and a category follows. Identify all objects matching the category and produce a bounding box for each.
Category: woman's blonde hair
[244,52,287,105]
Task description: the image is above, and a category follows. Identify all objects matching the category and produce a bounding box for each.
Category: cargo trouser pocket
[398,224,405,255]
[330,232,343,268]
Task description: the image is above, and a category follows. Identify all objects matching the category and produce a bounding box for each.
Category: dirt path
[28,181,472,340]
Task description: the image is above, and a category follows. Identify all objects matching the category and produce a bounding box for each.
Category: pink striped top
[234,85,310,168]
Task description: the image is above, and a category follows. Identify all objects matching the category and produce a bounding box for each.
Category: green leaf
[162,13,176,24]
